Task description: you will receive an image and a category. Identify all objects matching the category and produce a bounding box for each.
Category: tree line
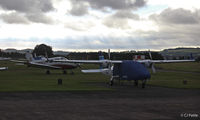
[1,44,164,60]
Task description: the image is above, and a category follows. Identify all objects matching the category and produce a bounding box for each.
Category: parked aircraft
[11,52,79,74]
[54,49,195,88]
[0,67,8,71]
[0,57,10,71]
[0,57,11,61]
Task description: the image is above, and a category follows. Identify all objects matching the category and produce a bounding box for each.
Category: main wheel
[70,71,74,75]
[110,80,113,86]
[46,70,50,74]
[63,70,67,74]
[142,83,145,88]
[134,80,138,86]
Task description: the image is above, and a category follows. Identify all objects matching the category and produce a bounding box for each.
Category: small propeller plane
[54,49,195,88]
[11,52,80,74]
[0,57,10,71]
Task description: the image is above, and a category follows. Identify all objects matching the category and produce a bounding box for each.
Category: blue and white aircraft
[54,49,195,88]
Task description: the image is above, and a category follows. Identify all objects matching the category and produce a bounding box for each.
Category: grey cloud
[69,1,89,16]
[0,0,54,24]
[64,20,95,31]
[150,8,200,24]
[0,13,29,24]
[0,0,54,13]
[26,13,54,24]
[113,10,140,20]
[82,0,147,10]
[103,10,140,29]
[142,8,200,49]
[103,17,130,29]
[146,8,200,48]
[0,12,54,24]
[68,0,147,16]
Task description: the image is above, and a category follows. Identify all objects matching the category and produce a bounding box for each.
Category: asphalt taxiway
[0,85,199,120]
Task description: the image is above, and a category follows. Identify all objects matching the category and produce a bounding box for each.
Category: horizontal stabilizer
[82,69,109,73]
[0,67,8,71]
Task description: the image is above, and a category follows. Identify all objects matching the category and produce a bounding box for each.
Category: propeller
[148,50,156,73]
[44,50,49,62]
[150,63,156,73]
[108,49,111,60]
[148,50,152,60]
[107,49,112,75]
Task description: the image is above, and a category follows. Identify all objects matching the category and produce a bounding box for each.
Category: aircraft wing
[54,60,123,64]
[137,59,195,63]
[55,59,195,64]
[28,62,61,69]
[0,57,11,61]
[10,60,26,63]
[11,60,61,69]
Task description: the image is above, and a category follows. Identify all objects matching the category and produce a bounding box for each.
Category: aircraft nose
[119,60,151,80]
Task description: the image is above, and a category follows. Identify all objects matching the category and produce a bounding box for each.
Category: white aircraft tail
[25,52,34,62]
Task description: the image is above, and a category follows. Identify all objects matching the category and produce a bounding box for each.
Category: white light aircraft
[11,52,80,74]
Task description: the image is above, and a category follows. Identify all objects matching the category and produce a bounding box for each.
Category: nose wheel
[142,79,147,88]
[63,70,67,74]
[46,70,50,74]
[134,80,138,87]
[110,76,114,86]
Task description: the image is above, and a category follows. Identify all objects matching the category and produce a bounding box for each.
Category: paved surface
[0,85,199,120]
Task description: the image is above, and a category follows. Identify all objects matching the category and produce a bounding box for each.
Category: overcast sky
[0,0,200,51]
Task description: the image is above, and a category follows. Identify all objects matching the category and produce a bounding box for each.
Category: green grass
[155,62,200,72]
[148,62,200,89]
[0,61,110,92]
[149,71,200,89]
[0,61,200,92]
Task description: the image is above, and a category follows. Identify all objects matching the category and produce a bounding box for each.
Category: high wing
[54,59,122,64]
[11,59,60,69]
[28,62,61,69]
[0,57,11,61]
[137,59,195,63]
[54,59,195,64]
[10,60,27,64]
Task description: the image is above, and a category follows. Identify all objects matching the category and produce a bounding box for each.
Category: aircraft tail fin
[190,53,194,60]
[99,51,104,60]
[99,51,104,69]
[25,52,34,62]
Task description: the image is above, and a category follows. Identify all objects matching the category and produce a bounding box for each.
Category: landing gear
[110,76,114,86]
[142,79,147,88]
[70,71,74,75]
[134,80,138,87]
[46,70,50,74]
[63,70,67,74]
[110,80,113,86]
